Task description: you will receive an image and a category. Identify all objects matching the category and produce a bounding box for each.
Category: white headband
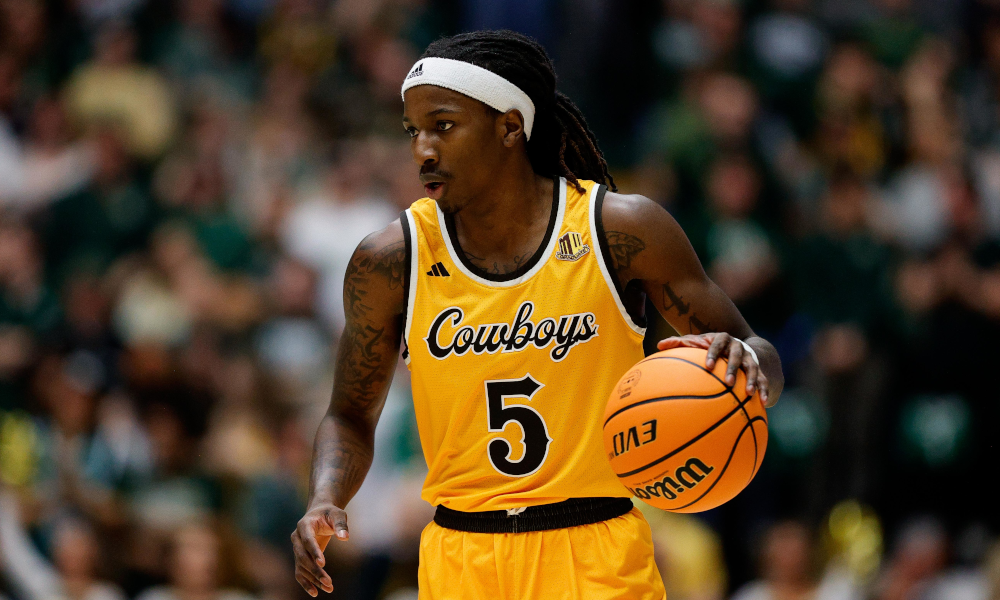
[401,57,536,139]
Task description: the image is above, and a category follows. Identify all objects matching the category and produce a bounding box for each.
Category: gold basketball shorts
[417,507,666,600]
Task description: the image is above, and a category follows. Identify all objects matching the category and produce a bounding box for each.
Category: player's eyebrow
[403,106,462,125]
[427,107,461,116]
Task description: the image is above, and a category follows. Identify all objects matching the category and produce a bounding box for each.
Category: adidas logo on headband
[406,63,424,79]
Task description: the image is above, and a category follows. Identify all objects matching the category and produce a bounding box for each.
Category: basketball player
[291,31,784,599]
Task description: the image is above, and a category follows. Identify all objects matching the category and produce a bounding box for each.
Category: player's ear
[499,109,525,147]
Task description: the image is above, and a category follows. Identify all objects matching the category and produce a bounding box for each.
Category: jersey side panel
[405,198,465,474]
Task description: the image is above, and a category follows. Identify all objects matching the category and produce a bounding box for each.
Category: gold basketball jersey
[401,177,646,512]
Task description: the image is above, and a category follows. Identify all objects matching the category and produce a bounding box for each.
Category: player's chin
[435,190,460,213]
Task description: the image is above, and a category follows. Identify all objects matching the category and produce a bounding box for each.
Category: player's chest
[409,235,622,366]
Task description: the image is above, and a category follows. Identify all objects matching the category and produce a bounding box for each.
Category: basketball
[603,346,768,513]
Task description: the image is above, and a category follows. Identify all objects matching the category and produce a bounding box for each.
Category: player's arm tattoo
[658,282,714,334]
[661,281,689,315]
[343,239,405,319]
[604,227,715,335]
[606,231,645,272]
[309,234,404,509]
[687,313,713,334]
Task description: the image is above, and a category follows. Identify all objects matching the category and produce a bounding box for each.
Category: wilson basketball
[603,346,768,513]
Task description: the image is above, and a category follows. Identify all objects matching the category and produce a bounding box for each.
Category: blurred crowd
[1,0,999,598]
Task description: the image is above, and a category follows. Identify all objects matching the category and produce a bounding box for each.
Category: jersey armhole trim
[401,209,418,364]
[590,185,647,336]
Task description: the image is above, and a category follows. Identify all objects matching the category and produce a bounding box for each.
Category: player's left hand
[657,333,771,406]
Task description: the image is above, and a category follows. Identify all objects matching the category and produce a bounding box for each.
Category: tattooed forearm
[309,231,404,509]
[661,283,690,315]
[659,282,714,334]
[688,314,713,334]
[606,231,645,272]
[310,316,396,507]
[308,418,373,507]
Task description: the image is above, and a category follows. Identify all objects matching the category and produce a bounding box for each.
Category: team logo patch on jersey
[555,232,590,261]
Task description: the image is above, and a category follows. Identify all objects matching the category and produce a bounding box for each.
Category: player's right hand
[292,503,349,596]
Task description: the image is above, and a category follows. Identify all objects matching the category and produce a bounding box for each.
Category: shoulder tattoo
[370,242,406,286]
[605,231,645,272]
[344,239,406,318]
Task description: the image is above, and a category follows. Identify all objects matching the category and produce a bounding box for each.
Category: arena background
[1,0,998,598]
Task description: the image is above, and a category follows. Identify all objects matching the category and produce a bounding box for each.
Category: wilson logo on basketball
[555,231,590,261]
[424,301,598,362]
[627,458,715,501]
[609,419,657,458]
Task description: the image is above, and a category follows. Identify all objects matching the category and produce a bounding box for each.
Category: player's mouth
[424,181,445,199]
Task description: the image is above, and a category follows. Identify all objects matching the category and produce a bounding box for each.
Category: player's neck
[453,163,553,255]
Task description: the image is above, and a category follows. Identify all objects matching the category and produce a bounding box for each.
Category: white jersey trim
[435,177,567,288]
[404,208,420,364]
[588,184,647,337]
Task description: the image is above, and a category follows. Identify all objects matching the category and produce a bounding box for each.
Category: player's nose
[412,132,439,166]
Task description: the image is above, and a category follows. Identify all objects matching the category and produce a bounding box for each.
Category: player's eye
[437,121,454,131]
[405,126,418,138]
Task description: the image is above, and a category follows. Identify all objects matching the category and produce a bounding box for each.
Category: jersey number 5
[485,375,552,477]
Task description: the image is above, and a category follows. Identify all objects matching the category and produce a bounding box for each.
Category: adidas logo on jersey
[424,301,599,362]
[555,231,590,261]
[406,63,424,79]
[426,262,450,277]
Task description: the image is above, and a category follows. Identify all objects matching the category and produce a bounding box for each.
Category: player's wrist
[735,337,759,366]
[306,493,342,512]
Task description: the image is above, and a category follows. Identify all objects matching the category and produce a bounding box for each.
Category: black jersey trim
[399,211,413,361]
[594,185,647,329]
[442,177,560,283]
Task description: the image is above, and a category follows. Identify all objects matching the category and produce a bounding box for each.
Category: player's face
[403,85,507,213]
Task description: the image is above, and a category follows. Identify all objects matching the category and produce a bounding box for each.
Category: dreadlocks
[420,30,617,192]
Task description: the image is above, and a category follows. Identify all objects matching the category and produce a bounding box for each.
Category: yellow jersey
[401,177,646,512]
